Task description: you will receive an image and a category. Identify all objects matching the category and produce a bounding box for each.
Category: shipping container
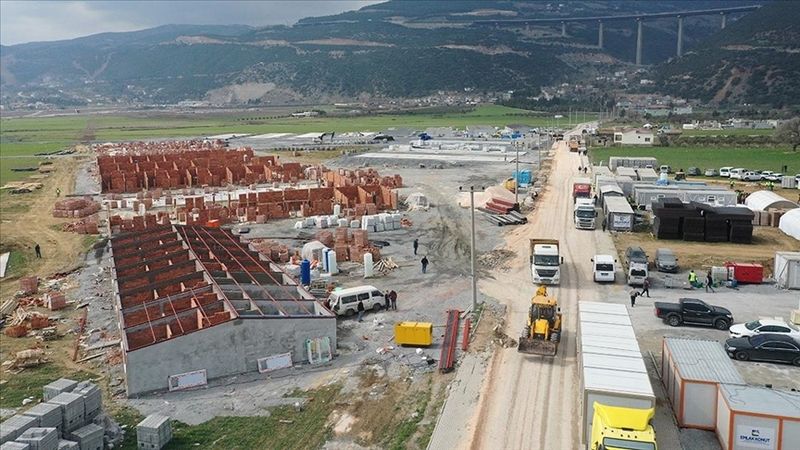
[603,196,635,231]
[716,384,800,450]
[724,262,764,284]
[774,252,800,290]
[578,302,655,447]
[634,185,737,209]
[661,338,745,430]
[609,157,658,171]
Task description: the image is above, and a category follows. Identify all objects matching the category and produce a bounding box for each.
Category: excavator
[518,285,562,356]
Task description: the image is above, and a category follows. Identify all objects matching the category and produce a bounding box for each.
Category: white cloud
[0,1,382,45]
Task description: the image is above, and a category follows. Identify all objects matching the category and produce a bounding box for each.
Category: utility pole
[514,142,520,205]
[460,186,479,313]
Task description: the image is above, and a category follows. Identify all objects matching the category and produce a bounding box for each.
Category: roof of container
[779,209,800,240]
[600,185,624,195]
[616,167,638,176]
[594,166,613,175]
[583,367,655,399]
[664,338,745,384]
[579,302,628,315]
[580,323,636,340]
[719,384,800,419]
[745,190,799,212]
[138,414,171,428]
[582,342,643,358]
[583,353,647,374]
[775,251,800,261]
[637,168,659,178]
[604,196,635,213]
[580,311,632,326]
[634,185,731,192]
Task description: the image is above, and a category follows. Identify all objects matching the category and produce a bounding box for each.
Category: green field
[590,146,800,174]
[681,128,775,136]
[0,105,595,183]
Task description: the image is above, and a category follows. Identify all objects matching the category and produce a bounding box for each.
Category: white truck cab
[591,255,616,282]
[574,198,597,230]
[530,239,563,285]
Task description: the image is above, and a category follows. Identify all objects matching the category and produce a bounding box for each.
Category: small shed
[744,190,799,211]
[636,167,659,182]
[615,166,639,179]
[779,208,800,240]
[716,384,800,450]
[599,184,624,204]
[775,252,800,289]
[661,338,745,430]
[603,196,635,231]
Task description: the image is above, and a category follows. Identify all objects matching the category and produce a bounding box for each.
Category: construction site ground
[2,125,799,450]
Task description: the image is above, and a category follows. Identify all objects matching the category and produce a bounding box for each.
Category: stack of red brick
[323,228,381,263]
[62,218,100,234]
[250,239,291,263]
[109,213,171,233]
[178,196,233,226]
[19,276,38,294]
[324,168,403,189]
[52,198,100,218]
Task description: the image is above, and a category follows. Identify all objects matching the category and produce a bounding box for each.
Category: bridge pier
[721,12,727,29]
[677,15,684,57]
[598,20,604,48]
[636,18,643,65]
[561,21,566,37]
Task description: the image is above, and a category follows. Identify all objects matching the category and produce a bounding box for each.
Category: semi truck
[529,239,563,285]
[573,178,592,202]
[569,140,580,152]
[578,301,657,450]
[574,198,597,230]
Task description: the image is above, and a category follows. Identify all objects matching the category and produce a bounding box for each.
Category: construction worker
[34,243,42,259]
[688,269,698,288]
[55,188,61,197]
[629,289,640,307]
[641,278,651,298]
[768,181,774,191]
[729,179,735,189]
[384,291,391,310]
[357,300,365,322]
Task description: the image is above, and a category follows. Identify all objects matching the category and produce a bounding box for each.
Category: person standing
[389,290,397,310]
[384,291,391,310]
[34,243,42,259]
[601,218,607,232]
[705,271,716,293]
[629,289,640,307]
[421,256,429,274]
[357,300,365,322]
[688,269,698,288]
[413,238,419,255]
[641,278,651,298]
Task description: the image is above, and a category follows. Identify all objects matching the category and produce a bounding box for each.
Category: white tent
[745,190,798,211]
[779,208,800,241]
[301,241,328,261]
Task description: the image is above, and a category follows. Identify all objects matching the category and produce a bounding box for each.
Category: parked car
[686,167,701,176]
[704,168,718,177]
[327,285,386,316]
[729,318,800,339]
[729,168,747,180]
[763,172,783,182]
[725,333,800,366]
[742,171,762,181]
[795,174,800,185]
[654,248,678,273]
[624,246,648,266]
[654,298,733,330]
[760,171,775,180]
[659,165,672,174]
[719,167,733,177]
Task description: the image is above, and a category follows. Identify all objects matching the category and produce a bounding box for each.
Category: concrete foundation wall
[124,316,336,396]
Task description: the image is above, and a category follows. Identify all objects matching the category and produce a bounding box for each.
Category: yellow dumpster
[394,322,433,347]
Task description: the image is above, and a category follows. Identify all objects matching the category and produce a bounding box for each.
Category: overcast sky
[0,1,382,45]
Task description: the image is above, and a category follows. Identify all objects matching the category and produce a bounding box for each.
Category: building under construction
[110,225,336,396]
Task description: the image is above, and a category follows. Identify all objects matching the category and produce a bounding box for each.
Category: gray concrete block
[66,424,102,450]
[45,395,83,434]
[42,380,77,402]
[56,441,77,450]
[136,414,171,450]
[1,415,38,444]
[21,404,61,432]
[70,384,100,421]
[16,427,58,450]
[1,442,31,450]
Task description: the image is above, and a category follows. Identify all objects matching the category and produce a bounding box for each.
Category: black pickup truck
[654,298,733,330]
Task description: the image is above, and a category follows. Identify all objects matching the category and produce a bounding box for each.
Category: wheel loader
[518,287,562,356]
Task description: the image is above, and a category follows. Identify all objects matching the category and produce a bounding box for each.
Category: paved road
[457,123,618,449]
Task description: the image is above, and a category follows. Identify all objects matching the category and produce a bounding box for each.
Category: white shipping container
[716,384,800,450]
[774,252,800,290]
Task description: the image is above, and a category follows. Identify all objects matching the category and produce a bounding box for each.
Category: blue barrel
[300,259,311,285]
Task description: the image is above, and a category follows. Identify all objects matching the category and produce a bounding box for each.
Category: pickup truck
[654,298,733,330]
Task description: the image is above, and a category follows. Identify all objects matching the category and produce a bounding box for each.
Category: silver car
[704,168,718,177]
[655,248,678,273]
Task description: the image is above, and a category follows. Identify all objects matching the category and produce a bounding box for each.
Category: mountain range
[2,0,795,108]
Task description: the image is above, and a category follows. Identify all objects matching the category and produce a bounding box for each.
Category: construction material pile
[653,199,754,243]
[52,198,100,218]
[250,239,291,263]
[62,218,100,234]
[108,213,171,233]
[313,228,381,263]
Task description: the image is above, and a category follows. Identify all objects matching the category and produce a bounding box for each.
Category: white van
[719,167,733,177]
[591,254,616,282]
[627,262,648,286]
[729,168,747,180]
[327,285,385,316]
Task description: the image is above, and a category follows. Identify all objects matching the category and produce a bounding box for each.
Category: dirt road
[463,124,618,449]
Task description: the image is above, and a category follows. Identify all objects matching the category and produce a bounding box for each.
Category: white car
[729,319,800,339]
[764,172,783,182]
[742,171,762,182]
[729,168,747,180]
[719,167,733,177]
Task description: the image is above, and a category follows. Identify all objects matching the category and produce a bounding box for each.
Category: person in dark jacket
[413,239,419,255]
[421,256,429,274]
[641,279,651,298]
[34,243,42,259]
[389,290,397,310]
[357,300,365,322]
[629,289,640,307]
[705,271,716,293]
[384,291,391,310]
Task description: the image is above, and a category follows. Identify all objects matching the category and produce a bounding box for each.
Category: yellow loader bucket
[517,337,558,356]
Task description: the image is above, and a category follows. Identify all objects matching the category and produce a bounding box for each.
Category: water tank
[363,253,374,278]
[333,204,341,217]
[300,259,311,285]
[327,250,338,275]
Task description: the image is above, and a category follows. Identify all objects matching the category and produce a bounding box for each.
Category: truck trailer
[530,239,563,285]
[573,177,592,202]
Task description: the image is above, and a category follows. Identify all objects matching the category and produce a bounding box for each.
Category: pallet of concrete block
[137,414,172,450]
[48,393,84,434]
[22,403,62,435]
[16,427,58,450]
[43,379,77,402]
[781,175,797,189]
[67,423,103,450]
[1,415,38,444]
[72,382,101,421]
[1,441,32,450]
